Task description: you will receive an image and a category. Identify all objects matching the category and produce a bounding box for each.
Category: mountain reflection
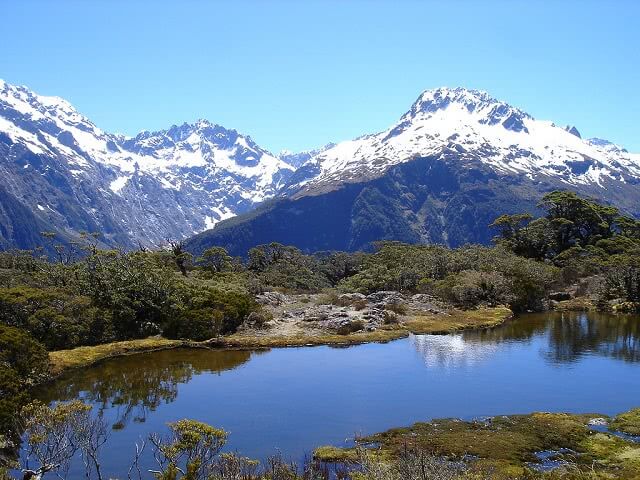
[36,348,253,429]
[411,334,499,368]
[412,312,640,367]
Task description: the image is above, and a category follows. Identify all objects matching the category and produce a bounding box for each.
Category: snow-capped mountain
[2,80,640,254]
[188,87,640,256]
[0,79,295,249]
[292,87,640,195]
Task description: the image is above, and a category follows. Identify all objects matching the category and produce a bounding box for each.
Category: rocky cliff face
[187,88,640,255]
[2,81,639,254]
[0,80,295,249]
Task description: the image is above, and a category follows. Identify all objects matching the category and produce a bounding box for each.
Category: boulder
[256,291,288,306]
[338,293,366,302]
[366,291,404,305]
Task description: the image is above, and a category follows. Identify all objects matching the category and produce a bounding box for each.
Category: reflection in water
[410,334,499,368]
[31,312,640,478]
[38,349,253,429]
[543,312,640,364]
[411,312,640,368]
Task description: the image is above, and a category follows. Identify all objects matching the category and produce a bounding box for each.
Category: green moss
[610,408,640,436]
[580,432,640,478]
[348,409,640,478]
[313,446,358,462]
[403,306,513,334]
[366,414,590,464]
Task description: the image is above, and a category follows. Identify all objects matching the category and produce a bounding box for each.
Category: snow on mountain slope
[278,143,336,168]
[0,79,295,248]
[294,87,640,194]
[2,80,639,252]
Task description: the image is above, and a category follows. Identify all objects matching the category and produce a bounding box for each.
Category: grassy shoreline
[48,306,513,376]
[313,409,640,478]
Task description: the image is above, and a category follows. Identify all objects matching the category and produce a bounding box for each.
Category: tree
[168,240,192,277]
[148,419,227,480]
[539,191,618,247]
[198,247,232,273]
[490,214,554,259]
[19,400,108,480]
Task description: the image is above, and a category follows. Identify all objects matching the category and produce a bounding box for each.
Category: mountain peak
[405,87,531,133]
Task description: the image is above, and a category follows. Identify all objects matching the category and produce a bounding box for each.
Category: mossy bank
[314,409,640,479]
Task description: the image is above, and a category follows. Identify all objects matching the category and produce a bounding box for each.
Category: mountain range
[0,79,294,250]
[1,80,639,254]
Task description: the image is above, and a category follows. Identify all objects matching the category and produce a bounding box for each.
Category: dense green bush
[248,243,331,291]
[436,270,514,309]
[0,325,49,436]
[599,265,640,309]
[339,243,559,311]
[0,287,114,349]
[164,285,257,340]
[492,191,640,267]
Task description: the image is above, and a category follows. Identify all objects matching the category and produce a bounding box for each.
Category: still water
[35,311,640,477]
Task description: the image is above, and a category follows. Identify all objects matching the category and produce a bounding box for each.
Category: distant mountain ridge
[187,87,640,255]
[0,79,295,249]
[1,80,639,253]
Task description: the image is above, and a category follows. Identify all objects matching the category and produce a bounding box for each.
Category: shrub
[599,265,640,307]
[0,325,49,436]
[0,287,114,349]
[384,303,407,315]
[336,320,365,335]
[165,309,224,341]
[164,286,257,340]
[436,270,515,309]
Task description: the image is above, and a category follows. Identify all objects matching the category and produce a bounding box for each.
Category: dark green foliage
[164,285,256,340]
[340,242,559,311]
[0,248,261,348]
[491,191,640,302]
[492,190,640,263]
[600,265,640,308]
[540,191,619,248]
[0,325,49,436]
[198,247,233,273]
[315,251,365,285]
[0,325,48,383]
[248,243,332,291]
[0,286,113,349]
[75,251,178,340]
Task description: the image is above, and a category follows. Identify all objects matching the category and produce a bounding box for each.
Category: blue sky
[2,0,639,153]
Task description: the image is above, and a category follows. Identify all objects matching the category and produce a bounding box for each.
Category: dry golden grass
[403,306,513,334]
[49,337,186,375]
[552,297,596,312]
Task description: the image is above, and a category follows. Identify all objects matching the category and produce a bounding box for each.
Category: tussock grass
[404,307,512,334]
[49,337,186,375]
[313,446,358,463]
[610,408,640,436]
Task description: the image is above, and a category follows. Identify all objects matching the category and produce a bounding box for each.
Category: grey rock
[256,292,288,306]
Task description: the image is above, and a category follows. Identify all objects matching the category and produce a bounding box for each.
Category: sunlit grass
[49,337,186,375]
